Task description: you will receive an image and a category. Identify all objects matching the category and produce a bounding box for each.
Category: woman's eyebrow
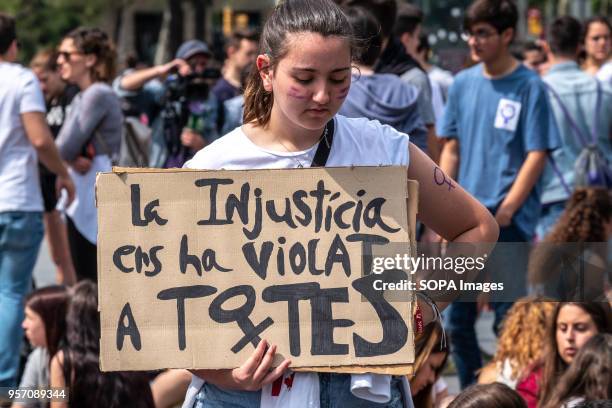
[291,67,351,73]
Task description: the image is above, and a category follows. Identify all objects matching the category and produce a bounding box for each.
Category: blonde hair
[488,297,557,381]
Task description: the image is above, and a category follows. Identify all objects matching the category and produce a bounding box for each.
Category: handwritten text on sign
[97,167,416,372]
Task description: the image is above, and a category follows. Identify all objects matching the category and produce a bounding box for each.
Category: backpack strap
[544,83,590,147]
[310,118,335,168]
[547,155,573,197]
[591,79,602,146]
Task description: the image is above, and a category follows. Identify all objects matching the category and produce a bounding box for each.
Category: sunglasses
[57,50,82,61]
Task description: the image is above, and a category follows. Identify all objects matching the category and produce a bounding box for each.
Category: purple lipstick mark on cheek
[336,86,349,100]
[288,86,308,100]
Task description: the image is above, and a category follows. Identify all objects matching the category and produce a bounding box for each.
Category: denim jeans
[446,223,528,389]
[193,374,404,408]
[535,201,566,241]
[0,211,43,387]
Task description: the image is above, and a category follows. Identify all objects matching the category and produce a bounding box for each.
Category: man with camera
[115,40,219,168]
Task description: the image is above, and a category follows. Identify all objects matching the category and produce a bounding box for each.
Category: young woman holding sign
[182,0,499,406]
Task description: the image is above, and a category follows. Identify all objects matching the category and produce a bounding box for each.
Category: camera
[165,68,221,103]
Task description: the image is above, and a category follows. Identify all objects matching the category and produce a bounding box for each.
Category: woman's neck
[582,57,603,75]
[77,75,94,91]
[247,105,326,152]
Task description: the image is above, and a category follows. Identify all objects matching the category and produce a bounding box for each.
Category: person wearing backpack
[537,16,612,239]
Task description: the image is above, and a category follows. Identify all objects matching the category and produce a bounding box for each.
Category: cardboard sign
[97,166,418,373]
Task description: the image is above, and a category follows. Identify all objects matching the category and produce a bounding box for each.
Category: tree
[0,0,131,63]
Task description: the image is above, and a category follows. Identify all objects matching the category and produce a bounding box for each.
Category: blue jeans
[0,212,43,387]
[193,374,404,408]
[535,201,566,240]
[446,223,528,389]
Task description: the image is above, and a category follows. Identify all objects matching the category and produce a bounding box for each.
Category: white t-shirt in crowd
[596,60,612,83]
[182,115,412,408]
[0,62,46,213]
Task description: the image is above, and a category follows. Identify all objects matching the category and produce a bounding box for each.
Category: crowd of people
[0,0,611,407]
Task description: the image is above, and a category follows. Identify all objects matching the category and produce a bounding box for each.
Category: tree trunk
[168,0,184,58]
[193,0,205,41]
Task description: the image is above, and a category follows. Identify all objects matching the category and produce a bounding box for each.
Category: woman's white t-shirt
[182,115,411,408]
[184,115,410,170]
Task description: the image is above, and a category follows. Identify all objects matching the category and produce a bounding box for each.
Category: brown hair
[538,302,612,405]
[464,0,518,37]
[30,48,59,72]
[542,333,612,408]
[447,383,527,408]
[410,322,449,408]
[487,297,557,382]
[226,29,260,52]
[546,188,611,243]
[0,12,16,54]
[25,285,69,363]
[243,0,355,127]
[64,27,117,83]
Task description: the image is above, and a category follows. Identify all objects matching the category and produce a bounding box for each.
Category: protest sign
[97,166,418,373]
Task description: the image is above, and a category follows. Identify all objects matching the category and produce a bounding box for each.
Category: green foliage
[0,0,122,63]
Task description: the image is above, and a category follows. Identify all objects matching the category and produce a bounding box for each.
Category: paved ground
[32,240,497,397]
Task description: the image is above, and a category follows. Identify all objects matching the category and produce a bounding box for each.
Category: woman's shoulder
[82,82,118,103]
[184,126,246,169]
[334,115,410,166]
[335,115,410,148]
[336,115,409,139]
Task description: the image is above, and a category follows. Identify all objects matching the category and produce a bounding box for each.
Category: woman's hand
[181,128,206,151]
[70,157,92,174]
[191,339,291,391]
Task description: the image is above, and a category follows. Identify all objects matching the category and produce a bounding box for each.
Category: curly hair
[488,297,557,381]
[64,27,117,83]
[545,188,611,243]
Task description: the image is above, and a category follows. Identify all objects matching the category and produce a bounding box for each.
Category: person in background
[478,298,556,389]
[29,49,78,286]
[410,323,453,408]
[447,383,527,408]
[521,41,547,75]
[55,27,122,283]
[516,302,611,408]
[541,333,611,408]
[339,6,427,151]
[415,33,453,123]
[220,65,251,136]
[212,29,259,131]
[117,40,218,168]
[11,286,69,408]
[437,0,560,389]
[387,3,438,161]
[529,188,611,302]
[50,281,154,408]
[338,0,437,160]
[0,12,75,388]
[536,16,612,240]
[581,16,611,77]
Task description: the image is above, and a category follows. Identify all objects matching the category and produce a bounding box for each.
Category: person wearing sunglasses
[54,27,123,283]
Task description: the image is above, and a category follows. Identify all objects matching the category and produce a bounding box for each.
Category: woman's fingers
[252,344,277,383]
[242,339,268,375]
[261,358,292,387]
